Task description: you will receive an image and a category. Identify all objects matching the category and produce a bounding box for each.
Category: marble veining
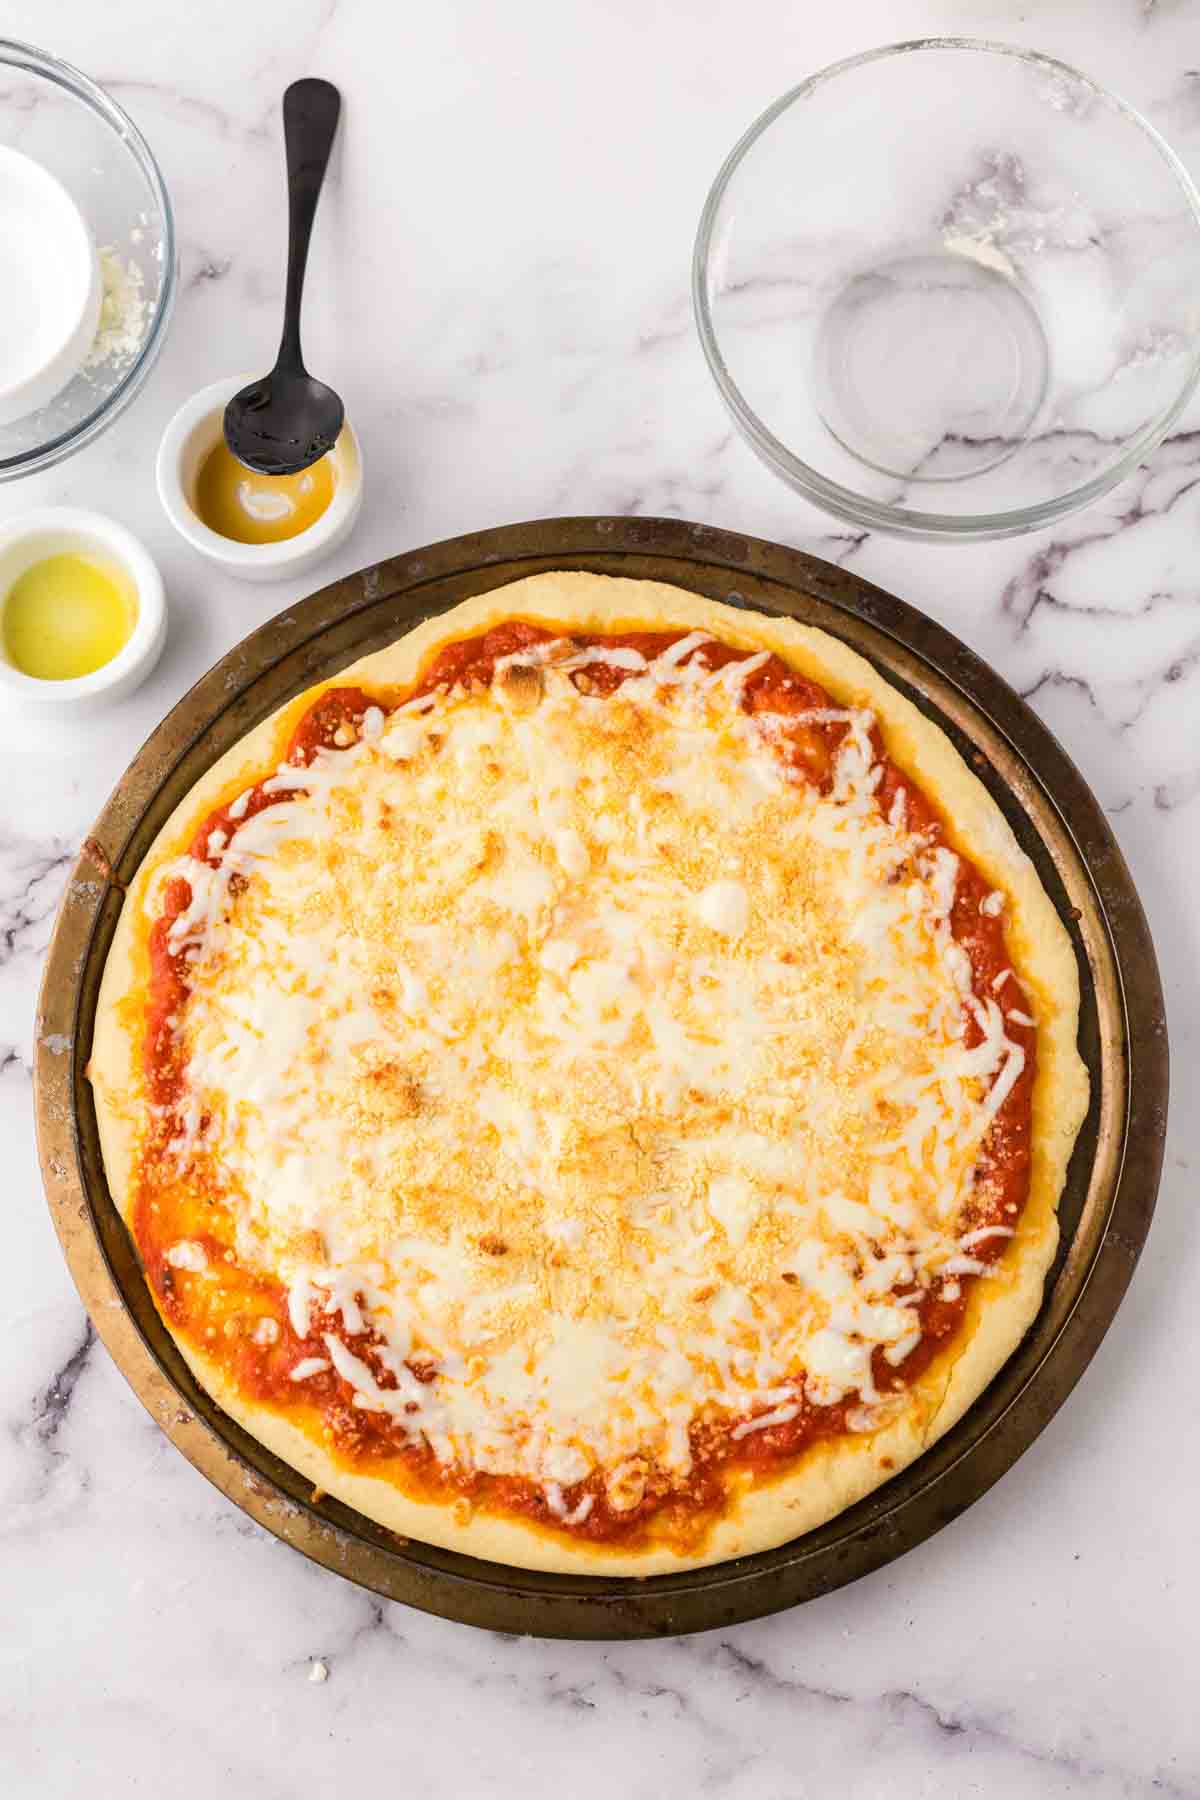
[4,1,1199,1795]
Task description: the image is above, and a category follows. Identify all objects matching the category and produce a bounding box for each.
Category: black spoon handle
[278,78,341,370]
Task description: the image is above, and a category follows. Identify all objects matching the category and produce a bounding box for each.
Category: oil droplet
[3,552,137,680]
[194,438,336,545]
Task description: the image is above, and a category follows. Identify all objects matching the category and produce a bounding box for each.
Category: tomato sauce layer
[132,623,1036,1552]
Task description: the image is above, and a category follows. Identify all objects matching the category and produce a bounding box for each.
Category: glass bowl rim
[692,36,1200,542]
[0,35,177,481]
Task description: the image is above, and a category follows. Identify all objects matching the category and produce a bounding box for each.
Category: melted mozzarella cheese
[148,633,1025,1501]
[695,879,750,938]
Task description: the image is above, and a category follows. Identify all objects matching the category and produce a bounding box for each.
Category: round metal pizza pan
[34,515,1167,1639]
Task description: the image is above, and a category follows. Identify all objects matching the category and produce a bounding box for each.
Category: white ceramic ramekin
[0,507,166,712]
[155,375,363,582]
[0,146,101,427]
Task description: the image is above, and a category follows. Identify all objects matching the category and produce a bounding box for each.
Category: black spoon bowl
[224,79,344,478]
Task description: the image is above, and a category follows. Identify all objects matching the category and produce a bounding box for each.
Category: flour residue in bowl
[85,245,148,370]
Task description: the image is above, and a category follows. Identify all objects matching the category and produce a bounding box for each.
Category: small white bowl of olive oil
[0,509,166,711]
[156,375,363,582]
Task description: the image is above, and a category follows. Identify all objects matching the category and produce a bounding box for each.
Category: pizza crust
[91,572,1089,1576]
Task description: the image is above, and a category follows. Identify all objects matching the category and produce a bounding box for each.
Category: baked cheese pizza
[91,573,1089,1574]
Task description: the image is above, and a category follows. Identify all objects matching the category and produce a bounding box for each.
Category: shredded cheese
[146,634,1028,1505]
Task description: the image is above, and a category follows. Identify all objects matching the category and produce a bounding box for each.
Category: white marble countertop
[4,1,1198,1793]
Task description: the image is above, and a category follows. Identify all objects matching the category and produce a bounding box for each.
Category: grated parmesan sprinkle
[143,629,1033,1508]
[84,247,148,370]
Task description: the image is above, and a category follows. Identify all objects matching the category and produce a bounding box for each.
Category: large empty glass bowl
[694,40,1200,540]
[0,38,176,481]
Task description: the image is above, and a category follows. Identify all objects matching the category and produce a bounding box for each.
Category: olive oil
[2,551,136,680]
[194,438,336,545]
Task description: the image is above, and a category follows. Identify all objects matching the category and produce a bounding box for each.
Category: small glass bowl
[0,37,176,482]
[693,39,1200,541]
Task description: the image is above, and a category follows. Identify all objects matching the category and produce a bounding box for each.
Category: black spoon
[224,78,344,477]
